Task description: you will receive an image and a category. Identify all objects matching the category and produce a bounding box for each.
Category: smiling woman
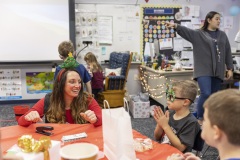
[17,68,102,127]
[0,0,70,62]
[17,55,102,127]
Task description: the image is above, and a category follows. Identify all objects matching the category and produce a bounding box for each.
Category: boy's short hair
[204,89,240,146]
[172,80,198,103]
[58,41,74,58]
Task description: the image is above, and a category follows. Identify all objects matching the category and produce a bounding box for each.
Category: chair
[193,129,204,157]
[98,52,132,107]
[201,145,219,159]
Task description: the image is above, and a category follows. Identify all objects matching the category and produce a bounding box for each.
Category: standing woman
[84,52,104,99]
[165,11,234,124]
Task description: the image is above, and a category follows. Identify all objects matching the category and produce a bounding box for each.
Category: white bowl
[60,143,99,160]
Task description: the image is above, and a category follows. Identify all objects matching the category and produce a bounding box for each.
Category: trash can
[13,105,30,121]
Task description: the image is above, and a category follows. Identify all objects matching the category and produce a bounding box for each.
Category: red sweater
[18,97,102,127]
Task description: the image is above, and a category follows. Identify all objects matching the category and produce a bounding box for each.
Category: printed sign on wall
[0,69,22,100]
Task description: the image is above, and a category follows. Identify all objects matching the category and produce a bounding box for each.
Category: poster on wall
[0,69,22,100]
[26,72,54,94]
[140,5,182,59]
[98,16,113,44]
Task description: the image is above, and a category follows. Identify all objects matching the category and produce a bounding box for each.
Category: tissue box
[7,140,61,160]
[129,96,150,118]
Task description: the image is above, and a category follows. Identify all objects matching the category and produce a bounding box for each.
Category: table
[0,123,181,160]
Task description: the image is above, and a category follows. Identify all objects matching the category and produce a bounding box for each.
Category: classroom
[1,0,240,159]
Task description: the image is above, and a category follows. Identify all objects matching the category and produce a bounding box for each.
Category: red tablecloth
[0,123,182,159]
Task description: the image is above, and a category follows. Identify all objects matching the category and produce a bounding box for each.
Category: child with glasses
[154,80,200,153]
[167,89,240,160]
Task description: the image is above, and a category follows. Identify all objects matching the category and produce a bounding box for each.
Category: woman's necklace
[213,39,221,63]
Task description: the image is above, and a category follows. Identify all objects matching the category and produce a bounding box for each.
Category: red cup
[13,105,30,121]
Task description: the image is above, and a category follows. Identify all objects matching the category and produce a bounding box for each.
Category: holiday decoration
[229,5,240,16]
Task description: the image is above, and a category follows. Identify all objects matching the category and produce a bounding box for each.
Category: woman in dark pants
[166,11,234,124]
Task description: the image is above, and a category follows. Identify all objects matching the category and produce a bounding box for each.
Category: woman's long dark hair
[201,11,221,30]
[46,69,92,124]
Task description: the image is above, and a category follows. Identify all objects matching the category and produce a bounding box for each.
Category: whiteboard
[0,0,69,62]
[76,4,140,63]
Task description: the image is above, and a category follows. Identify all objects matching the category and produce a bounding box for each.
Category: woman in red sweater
[18,54,102,127]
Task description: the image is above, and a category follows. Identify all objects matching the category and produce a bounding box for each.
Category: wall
[75,4,140,63]
[1,0,239,101]
[75,0,240,98]
[76,0,240,49]
[0,63,55,101]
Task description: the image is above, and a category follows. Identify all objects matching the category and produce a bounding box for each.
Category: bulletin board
[140,4,182,59]
[75,4,140,63]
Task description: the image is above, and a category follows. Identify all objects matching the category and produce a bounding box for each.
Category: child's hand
[80,110,97,124]
[153,107,169,127]
[24,111,43,123]
[183,152,201,160]
[167,153,184,160]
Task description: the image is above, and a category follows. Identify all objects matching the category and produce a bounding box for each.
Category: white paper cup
[60,143,99,160]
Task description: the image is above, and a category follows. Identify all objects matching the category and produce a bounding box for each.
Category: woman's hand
[226,70,233,80]
[80,110,97,124]
[165,22,177,29]
[24,111,43,123]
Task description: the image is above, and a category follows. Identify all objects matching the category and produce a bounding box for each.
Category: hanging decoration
[145,0,149,3]
[229,5,240,16]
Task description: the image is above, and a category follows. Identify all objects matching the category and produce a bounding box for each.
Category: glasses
[166,91,194,103]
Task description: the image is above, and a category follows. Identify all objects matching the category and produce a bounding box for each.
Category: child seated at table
[153,80,200,153]
[18,54,102,127]
[167,89,240,160]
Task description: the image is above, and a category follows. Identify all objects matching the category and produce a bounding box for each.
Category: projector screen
[0,0,69,62]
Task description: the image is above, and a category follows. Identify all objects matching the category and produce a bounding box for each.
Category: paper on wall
[173,38,183,51]
[224,16,233,29]
[159,38,173,50]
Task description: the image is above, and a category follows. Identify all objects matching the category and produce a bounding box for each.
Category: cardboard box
[129,96,150,118]
[7,140,61,160]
